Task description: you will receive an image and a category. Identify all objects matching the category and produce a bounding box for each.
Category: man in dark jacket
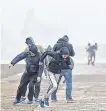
[21,37,44,102]
[53,35,75,57]
[37,47,73,107]
[9,45,41,104]
[51,35,75,102]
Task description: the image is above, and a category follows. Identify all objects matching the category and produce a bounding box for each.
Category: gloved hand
[69,65,73,70]
[37,76,41,82]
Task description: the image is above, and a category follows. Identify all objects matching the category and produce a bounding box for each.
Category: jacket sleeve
[66,57,71,65]
[11,52,28,66]
[38,51,55,77]
[40,51,55,63]
[69,44,75,57]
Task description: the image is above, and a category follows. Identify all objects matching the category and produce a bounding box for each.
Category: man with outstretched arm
[9,45,41,104]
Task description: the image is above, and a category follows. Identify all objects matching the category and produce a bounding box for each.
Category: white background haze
[1,0,106,63]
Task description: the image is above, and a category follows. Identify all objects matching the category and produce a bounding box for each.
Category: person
[24,37,45,55]
[9,45,42,104]
[86,43,98,65]
[86,43,93,65]
[21,37,46,102]
[53,35,75,70]
[91,43,98,65]
[51,35,75,102]
[37,47,74,108]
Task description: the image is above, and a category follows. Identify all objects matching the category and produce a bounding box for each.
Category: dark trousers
[16,72,38,101]
[21,77,41,99]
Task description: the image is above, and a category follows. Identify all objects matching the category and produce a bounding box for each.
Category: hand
[8,64,13,69]
[37,77,41,82]
[69,65,73,70]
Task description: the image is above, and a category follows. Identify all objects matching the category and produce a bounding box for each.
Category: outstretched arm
[10,52,28,66]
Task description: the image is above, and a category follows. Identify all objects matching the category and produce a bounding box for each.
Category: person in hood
[9,45,42,104]
[25,37,45,55]
[91,43,98,65]
[53,35,75,56]
[21,37,46,102]
[53,35,75,71]
[86,43,95,65]
[37,47,73,107]
[51,35,75,102]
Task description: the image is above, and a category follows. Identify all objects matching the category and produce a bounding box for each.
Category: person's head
[47,45,52,51]
[60,47,70,59]
[88,43,91,46]
[62,35,69,42]
[29,45,38,56]
[95,43,97,46]
[25,37,35,46]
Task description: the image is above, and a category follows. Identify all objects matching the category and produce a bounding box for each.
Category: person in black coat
[51,35,75,102]
[9,45,42,104]
[37,47,73,107]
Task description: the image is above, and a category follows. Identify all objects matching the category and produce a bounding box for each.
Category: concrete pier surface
[1,63,106,111]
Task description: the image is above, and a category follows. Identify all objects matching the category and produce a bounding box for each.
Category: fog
[1,0,106,63]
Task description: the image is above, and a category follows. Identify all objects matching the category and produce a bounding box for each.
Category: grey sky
[1,0,106,62]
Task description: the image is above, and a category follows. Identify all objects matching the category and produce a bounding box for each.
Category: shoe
[67,98,74,103]
[13,99,20,104]
[20,96,26,102]
[44,98,49,106]
[27,100,33,104]
[34,98,39,102]
[39,99,44,108]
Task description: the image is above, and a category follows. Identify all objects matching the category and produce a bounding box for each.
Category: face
[62,55,69,59]
[27,44,31,46]
[29,51,36,56]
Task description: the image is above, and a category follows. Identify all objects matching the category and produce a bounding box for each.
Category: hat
[60,47,69,55]
[25,37,35,45]
[62,35,69,42]
[29,45,38,54]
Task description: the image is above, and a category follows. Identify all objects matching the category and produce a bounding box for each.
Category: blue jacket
[11,52,40,74]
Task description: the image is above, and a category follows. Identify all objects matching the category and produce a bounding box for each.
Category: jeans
[51,69,72,100]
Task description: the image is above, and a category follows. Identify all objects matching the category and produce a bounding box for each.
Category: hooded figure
[21,37,45,102]
[51,35,75,103]
[62,35,69,42]
[9,44,41,104]
[25,37,45,55]
[53,35,75,56]
[38,47,73,107]
[25,37,35,45]
[60,47,70,55]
